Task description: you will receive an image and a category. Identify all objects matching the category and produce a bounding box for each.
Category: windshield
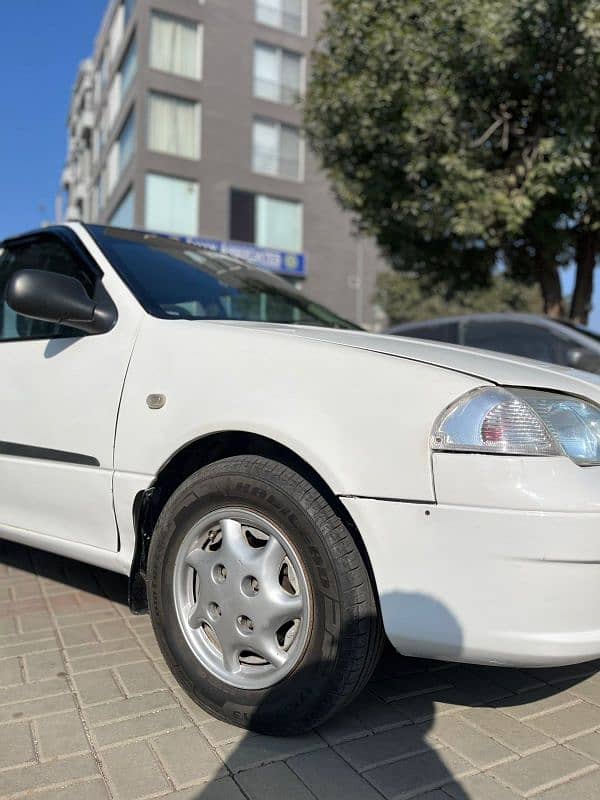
[88,226,359,330]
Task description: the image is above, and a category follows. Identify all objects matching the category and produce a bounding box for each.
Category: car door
[0,227,139,552]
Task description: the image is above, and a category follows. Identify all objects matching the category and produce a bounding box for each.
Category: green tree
[305,0,600,323]
[376,272,543,324]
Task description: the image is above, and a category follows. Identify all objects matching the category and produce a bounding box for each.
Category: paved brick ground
[3,539,600,800]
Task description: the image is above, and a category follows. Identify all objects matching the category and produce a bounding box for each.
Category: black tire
[147,455,384,735]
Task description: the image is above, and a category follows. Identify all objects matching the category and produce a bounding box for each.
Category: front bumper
[342,457,600,668]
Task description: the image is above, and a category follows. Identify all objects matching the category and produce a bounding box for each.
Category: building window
[107,74,122,128]
[252,118,302,180]
[107,143,120,195]
[100,48,109,88]
[120,37,137,97]
[255,0,304,35]
[108,4,124,64]
[119,108,136,172]
[97,173,105,212]
[145,173,199,236]
[92,179,100,219]
[253,43,302,105]
[109,186,135,228]
[124,0,135,26]
[230,190,302,252]
[105,109,135,199]
[148,92,200,160]
[150,12,202,80]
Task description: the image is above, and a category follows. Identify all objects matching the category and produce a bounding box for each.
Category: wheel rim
[172,507,312,690]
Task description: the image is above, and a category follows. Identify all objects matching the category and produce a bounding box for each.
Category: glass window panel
[148,92,199,160]
[120,37,137,96]
[119,109,135,172]
[109,187,135,228]
[255,0,304,35]
[145,173,199,236]
[107,73,121,128]
[109,5,124,62]
[124,0,135,26]
[283,0,303,34]
[252,119,279,175]
[150,12,200,79]
[252,120,301,179]
[281,51,301,103]
[279,124,301,178]
[107,143,119,195]
[253,43,279,102]
[256,195,302,251]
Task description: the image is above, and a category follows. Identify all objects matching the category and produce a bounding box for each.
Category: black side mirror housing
[6,269,116,335]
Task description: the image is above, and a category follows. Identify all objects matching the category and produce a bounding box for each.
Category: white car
[2,223,600,735]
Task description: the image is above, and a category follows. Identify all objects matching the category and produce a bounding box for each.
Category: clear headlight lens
[431,387,600,465]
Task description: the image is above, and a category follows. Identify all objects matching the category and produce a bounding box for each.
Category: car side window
[0,236,96,342]
[400,321,460,343]
[464,321,555,362]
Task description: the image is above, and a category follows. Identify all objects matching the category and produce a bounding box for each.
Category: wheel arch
[128,430,380,615]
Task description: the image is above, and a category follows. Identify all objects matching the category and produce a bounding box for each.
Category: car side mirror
[6,269,115,335]
[566,347,586,367]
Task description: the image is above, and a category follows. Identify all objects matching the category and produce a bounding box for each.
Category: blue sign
[183,236,307,278]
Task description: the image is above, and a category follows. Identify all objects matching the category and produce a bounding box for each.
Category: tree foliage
[305,0,600,322]
[375,272,543,324]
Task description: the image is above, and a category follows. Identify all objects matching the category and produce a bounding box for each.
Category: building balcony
[61,164,75,188]
[77,109,95,136]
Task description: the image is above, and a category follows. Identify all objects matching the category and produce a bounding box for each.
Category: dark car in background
[387,313,600,374]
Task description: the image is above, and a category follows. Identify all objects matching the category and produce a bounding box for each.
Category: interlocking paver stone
[236,761,315,800]
[461,707,553,755]
[0,656,22,687]
[162,777,246,799]
[26,779,111,800]
[289,748,382,800]
[6,539,600,800]
[0,720,35,769]
[527,701,600,741]
[86,689,176,726]
[0,752,98,797]
[25,650,66,682]
[429,715,516,768]
[364,746,476,799]
[93,706,189,748]
[337,724,440,771]
[35,710,90,759]
[444,772,522,799]
[115,661,166,695]
[0,690,75,723]
[568,729,600,762]
[152,727,226,787]
[535,769,600,799]
[488,745,596,795]
[218,731,325,772]
[101,740,170,800]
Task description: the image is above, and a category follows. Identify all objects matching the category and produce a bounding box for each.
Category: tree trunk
[570,231,597,325]
[535,252,564,318]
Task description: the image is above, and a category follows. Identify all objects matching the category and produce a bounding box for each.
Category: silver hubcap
[173,508,311,690]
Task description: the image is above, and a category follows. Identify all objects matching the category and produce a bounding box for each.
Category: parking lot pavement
[3,542,600,800]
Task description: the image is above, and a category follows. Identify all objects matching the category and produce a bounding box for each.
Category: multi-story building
[61,0,387,326]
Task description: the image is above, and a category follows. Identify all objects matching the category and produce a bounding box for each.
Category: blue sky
[0,2,595,329]
[0,1,106,240]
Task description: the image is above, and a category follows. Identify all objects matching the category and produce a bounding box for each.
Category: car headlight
[431,387,600,466]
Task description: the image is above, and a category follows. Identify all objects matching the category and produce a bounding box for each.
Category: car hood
[210,321,600,401]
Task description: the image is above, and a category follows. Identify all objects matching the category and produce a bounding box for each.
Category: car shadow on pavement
[2,539,599,800]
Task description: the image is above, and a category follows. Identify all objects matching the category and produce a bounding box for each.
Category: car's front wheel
[147,455,383,735]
